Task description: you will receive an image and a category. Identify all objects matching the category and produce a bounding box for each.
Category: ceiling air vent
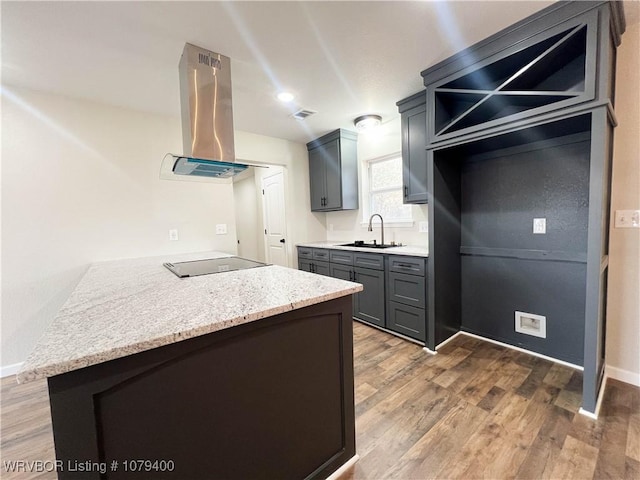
[292,109,317,121]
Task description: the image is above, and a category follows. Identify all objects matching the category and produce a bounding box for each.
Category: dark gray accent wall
[461,136,591,254]
[461,255,586,365]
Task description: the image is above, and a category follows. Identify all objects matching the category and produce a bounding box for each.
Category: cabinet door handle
[404,185,408,198]
[352,271,356,282]
[348,271,353,281]
[397,263,414,269]
[311,263,315,273]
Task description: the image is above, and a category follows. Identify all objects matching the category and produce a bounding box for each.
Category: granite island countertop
[296,241,429,257]
[17,251,363,383]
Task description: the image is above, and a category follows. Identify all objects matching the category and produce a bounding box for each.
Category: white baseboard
[606,365,640,387]
[326,454,359,480]
[459,331,583,371]
[422,346,437,355]
[0,362,23,378]
[435,331,464,350]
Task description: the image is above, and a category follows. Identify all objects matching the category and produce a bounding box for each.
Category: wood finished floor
[0,321,638,480]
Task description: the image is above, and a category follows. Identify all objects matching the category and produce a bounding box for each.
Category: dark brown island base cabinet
[415,0,626,414]
[48,298,356,480]
[298,247,428,343]
[306,129,359,212]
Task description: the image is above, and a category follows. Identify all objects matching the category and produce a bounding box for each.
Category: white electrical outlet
[215,224,228,235]
[515,311,547,338]
[533,218,546,234]
[168,229,179,241]
[614,210,640,228]
[419,221,428,233]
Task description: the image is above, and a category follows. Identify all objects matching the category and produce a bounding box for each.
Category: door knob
[279,239,286,243]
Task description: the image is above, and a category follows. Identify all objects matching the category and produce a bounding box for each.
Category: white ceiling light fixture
[354,114,382,132]
[277,91,295,103]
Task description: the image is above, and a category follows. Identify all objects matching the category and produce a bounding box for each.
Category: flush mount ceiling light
[277,91,295,103]
[354,114,382,131]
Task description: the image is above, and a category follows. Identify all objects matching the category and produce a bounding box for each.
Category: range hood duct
[164,43,259,178]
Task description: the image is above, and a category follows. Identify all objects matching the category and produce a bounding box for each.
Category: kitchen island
[18,251,362,480]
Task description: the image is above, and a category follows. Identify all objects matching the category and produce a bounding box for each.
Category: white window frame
[361,153,414,227]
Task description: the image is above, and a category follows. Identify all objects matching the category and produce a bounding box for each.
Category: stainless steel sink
[339,242,395,249]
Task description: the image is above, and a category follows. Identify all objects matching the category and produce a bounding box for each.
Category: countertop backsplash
[324,204,429,249]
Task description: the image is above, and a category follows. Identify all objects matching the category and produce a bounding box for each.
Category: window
[366,154,412,223]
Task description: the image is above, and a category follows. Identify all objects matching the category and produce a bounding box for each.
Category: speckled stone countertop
[296,241,429,257]
[17,251,362,383]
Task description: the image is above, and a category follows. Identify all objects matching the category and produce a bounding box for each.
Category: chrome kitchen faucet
[368,214,385,247]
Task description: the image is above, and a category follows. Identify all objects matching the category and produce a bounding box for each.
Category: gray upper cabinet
[397,91,428,204]
[306,129,359,212]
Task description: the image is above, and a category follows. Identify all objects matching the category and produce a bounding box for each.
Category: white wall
[325,117,429,247]
[0,87,322,370]
[233,172,260,261]
[606,18,640,386]
[235,131,327,268]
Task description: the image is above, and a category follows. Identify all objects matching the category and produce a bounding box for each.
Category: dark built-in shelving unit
[420,1,626,414]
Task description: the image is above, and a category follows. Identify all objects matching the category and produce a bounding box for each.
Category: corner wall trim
[606,365,640,387]
[579,373,608,420]
[1,362,23,378]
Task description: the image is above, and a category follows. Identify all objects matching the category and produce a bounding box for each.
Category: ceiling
[5,0,629,145]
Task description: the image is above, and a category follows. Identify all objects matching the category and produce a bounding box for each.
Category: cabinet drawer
[388,271,426,309]
[353,253,384,271]
[298,247,313,259]
[312,249,330,261]
[388,255,426,276]
[388,301,426,342]
[330,250,354,266]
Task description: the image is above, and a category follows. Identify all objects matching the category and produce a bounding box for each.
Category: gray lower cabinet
[388,301,426,341]
[386,256,427,342]
[352,267,385,328]
[298,246,428,343]
[329,263,353,282]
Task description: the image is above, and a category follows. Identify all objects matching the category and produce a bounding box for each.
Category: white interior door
[262,170,288,267]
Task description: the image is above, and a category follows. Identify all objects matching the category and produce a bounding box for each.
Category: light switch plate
[419,221,428,233]
[215,224,228,235]
[168,229,179,241]
[533,218,546,234]
[614,210,640,228]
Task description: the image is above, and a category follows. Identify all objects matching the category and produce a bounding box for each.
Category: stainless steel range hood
[163,43,259,179]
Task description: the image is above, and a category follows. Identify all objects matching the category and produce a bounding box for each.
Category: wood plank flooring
[342,322,639,480]
[0,321,638,479]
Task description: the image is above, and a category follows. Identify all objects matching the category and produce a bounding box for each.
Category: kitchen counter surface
[297,241,429,257]
[17,251,362,383]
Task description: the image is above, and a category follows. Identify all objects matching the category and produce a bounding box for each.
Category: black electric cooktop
[163,256,268,278]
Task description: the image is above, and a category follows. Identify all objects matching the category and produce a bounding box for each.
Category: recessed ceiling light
[277,92,295,103]
[354,114,382,131]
